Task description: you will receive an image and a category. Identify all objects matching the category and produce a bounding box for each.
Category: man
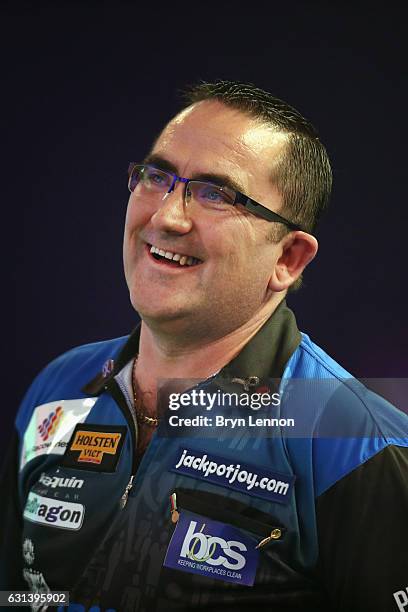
[1,81,407,612]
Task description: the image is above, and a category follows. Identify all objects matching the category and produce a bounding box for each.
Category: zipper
[103,377,139,508]
[105,370,252,510]
[115,368,138,432]
[170,492,180,523]
[255,529,283,549]
[120,475,135,509]
[170,490,285,550]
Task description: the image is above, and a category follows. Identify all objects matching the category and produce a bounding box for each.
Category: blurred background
[5,1,407,465]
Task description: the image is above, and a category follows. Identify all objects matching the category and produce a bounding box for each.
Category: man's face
[123,100,290,340]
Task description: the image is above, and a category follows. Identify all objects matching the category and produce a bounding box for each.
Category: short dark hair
[181,80,332,235]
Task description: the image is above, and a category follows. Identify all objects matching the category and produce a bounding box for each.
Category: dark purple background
[6,3,407,465]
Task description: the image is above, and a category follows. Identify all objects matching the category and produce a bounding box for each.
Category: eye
[150,172,165,185]
[194,183,235,208]
[143,167,172,190]
[206,189,226,202]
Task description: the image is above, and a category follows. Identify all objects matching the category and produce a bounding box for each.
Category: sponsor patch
[394,587,408,611]
[62,423,126,472]
[170,447,295,504]
[38,405,64,441]
[23,492,85,530]
[164,510,259,586]
[37,471,84,490]
[20,398,96,471]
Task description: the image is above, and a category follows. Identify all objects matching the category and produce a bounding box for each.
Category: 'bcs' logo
[180,520,247,570]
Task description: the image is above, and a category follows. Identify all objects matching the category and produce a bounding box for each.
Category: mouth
[146,244,203,268]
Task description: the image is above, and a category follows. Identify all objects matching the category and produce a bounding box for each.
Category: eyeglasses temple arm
[238,195,303,231]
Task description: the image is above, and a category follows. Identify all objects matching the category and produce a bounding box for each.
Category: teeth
[149,245,200,266]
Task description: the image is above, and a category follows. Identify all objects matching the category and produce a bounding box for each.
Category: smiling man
[123,98,318,437]
[124,101,315,332]
[2,81,407,612]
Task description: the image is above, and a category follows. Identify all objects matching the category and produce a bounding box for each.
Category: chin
[131,295,191,325]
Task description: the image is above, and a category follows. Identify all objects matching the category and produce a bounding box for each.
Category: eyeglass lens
[129,165,236,209]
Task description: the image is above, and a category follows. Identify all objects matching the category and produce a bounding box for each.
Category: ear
[268,232,318,292]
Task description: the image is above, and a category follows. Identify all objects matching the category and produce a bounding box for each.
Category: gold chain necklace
[131,357,159,428]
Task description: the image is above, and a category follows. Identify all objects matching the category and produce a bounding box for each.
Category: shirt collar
[82,299,301,395]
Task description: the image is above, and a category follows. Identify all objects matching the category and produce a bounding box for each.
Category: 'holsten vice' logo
[62,424,127,473]
[69,430,122,464]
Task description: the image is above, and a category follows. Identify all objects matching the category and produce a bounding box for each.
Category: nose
[150,183,193,234]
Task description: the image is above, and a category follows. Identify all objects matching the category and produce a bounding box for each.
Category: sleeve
[0,428,25,589]
[316,444,408,612]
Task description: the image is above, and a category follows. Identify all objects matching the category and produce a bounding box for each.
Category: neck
[134,295,285,403]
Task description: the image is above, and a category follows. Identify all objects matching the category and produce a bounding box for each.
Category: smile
[147,244,202,267]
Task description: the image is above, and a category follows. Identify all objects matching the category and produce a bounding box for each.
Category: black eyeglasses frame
[127,162,304,232]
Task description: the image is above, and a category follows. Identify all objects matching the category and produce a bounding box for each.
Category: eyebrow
[143,153,246,194]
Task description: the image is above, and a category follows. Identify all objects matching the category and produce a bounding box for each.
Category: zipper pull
[170,492,180,523]
[231,376,260,391]
[120,475,135,509]
[255,528,282,549]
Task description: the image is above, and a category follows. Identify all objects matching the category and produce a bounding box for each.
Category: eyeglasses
[127,163,303,231]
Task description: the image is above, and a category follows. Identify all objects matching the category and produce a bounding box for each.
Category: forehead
[151,101,288,193]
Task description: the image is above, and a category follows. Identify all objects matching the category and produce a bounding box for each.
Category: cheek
[124,197,141,233]
[123,200,145,269]
[215,234,275,295]
[124,194,155,232]
[216,218,261,267]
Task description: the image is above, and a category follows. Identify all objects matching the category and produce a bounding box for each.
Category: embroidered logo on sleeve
[23,492,85,530]
[62,423,127,472]
[38,405,64,441]
[164,510,259,586]
[20,398,96,471]
[170,447,295,504]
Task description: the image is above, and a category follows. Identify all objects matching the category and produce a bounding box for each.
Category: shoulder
[284,332,408,495]
[15,335,129,435]
[37,335,129,380]
[30,334,129,387]
[285,332,353,378]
